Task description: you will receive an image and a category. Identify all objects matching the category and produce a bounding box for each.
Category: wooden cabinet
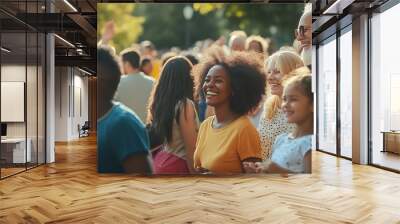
[382,131,400,154]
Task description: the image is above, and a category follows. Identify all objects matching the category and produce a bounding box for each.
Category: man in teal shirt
[97,47,153,174]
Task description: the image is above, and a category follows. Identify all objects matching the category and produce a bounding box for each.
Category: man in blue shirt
[97,47,153,174]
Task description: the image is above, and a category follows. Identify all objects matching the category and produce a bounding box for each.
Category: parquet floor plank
[0,135,399,223]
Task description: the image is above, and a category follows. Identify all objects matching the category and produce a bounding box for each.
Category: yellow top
[194,115,262,174]
[150,59,162,80]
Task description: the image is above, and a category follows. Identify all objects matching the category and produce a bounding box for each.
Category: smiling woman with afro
[192,51,267,174]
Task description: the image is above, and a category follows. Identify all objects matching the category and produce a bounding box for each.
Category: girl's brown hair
[283,72,313,102]
[263,51,305,120]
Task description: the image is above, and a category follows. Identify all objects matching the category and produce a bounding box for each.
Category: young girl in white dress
[244,72,313,173]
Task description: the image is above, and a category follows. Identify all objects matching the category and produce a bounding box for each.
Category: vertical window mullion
[36,0,39,167]
[337,29,341,157]
[316,44,319,151]
[25,0,28,171]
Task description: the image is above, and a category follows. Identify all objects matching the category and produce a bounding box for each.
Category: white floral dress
[257,109,295,160]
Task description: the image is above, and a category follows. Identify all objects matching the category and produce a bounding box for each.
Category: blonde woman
[258,50,307,160]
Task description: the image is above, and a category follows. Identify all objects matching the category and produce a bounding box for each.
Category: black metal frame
[367,9,373,166]
[25,1,28,172]
[336,25,341,158]
[315,44,319,152]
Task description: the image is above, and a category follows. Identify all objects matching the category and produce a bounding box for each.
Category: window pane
[371,3,400,171]
[340,29,352,158]
[1,31,28,177]
[27,31,38,169]
[317,37,337,154]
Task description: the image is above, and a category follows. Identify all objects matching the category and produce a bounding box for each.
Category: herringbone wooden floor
[1,136,400,224]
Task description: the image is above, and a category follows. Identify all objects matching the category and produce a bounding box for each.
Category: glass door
[370,2,400,172]
[317,35,337,155]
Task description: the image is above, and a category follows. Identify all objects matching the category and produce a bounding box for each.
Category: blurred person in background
[214,35,230,55]
[183,53,199,66]
[140,57,153,76]
[246,35,267,54]
[161,51,178,66]
[141,40,162,80]
[228,30,247,52]
[114,49,155,123]
[245,36,269,128]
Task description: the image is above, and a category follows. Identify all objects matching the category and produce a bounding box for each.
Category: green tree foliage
[194,3,305,51]
[133,4,222,50]
[193,3,224,14]
[97,3,144,53]
[98,3,304,52]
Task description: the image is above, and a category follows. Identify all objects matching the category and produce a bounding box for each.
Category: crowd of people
[97,5,313,175]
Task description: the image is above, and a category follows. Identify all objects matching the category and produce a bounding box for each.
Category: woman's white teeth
[285,111,293,115]
[207,91,218,96]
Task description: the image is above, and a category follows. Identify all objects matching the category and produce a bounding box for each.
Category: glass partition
[370,3,400,171]
[1,30,28,177]
[317,35,337,155]
[0,1,46,179]
[339,28,352,158]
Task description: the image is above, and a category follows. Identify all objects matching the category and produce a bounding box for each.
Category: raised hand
[102,21,116,44]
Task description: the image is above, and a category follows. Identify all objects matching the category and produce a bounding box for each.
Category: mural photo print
[97,3,313,175]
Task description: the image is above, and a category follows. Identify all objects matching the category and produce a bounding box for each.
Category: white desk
[1,138,31,163]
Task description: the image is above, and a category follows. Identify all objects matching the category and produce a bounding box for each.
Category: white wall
[55,66,69,141]
[55,67,89,141]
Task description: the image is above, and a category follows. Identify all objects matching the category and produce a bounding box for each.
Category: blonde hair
[246,35,267,54]
[230,30,247,38]
[264,51,305,120]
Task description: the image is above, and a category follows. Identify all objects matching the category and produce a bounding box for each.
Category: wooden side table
[381,131,400,154]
